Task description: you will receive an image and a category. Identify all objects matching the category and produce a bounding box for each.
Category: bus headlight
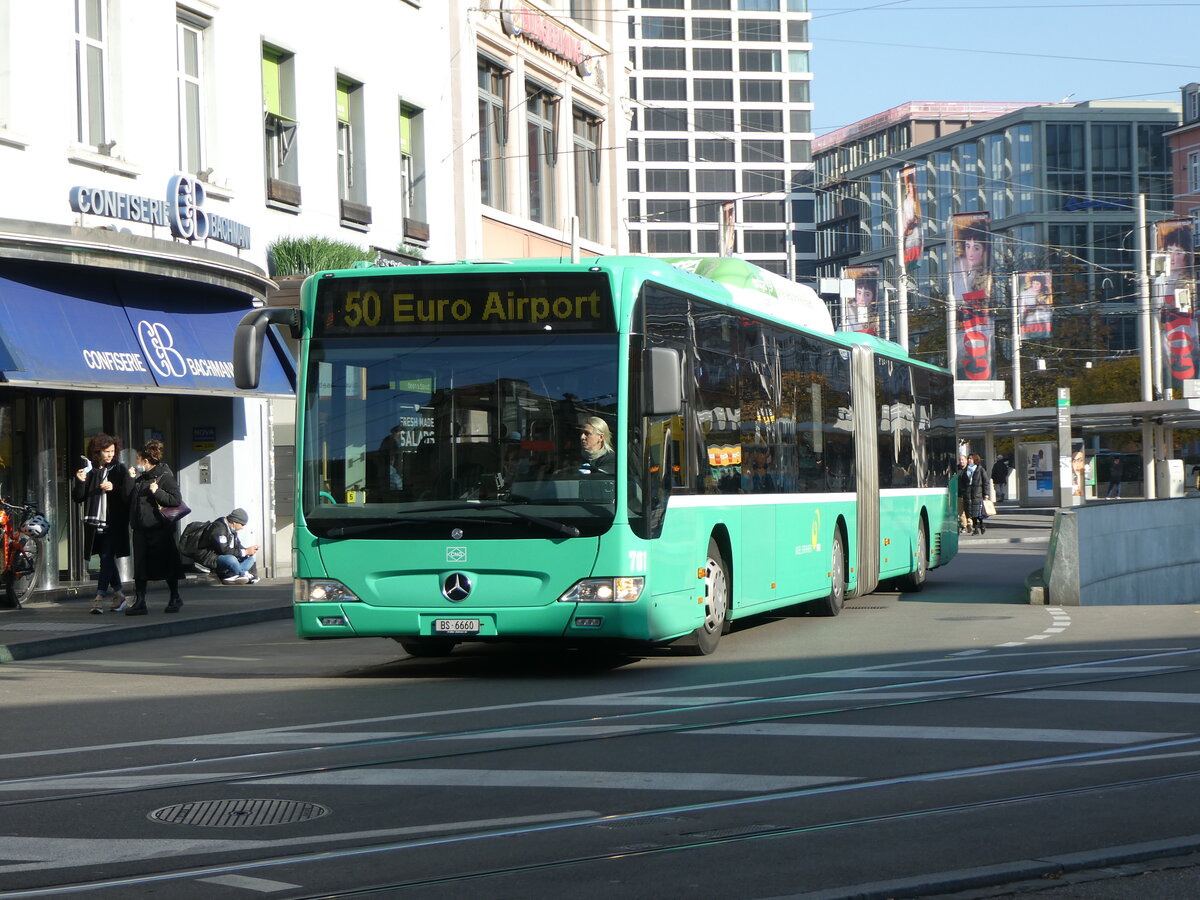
[295,579,361,604]
[558,577,644,603]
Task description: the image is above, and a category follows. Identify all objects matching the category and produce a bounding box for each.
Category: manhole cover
[149,799,330,827]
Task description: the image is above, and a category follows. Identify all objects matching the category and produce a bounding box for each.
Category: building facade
[624,0,816,278]
[450,1,628,258]
[814,101,1181,354]
[1168,83,1200,221]
[0,0,454,595]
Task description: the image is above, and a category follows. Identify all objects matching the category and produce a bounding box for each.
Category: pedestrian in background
[955,452,971,534]
[959,453,993,535]
[126,439,184,615]
[72,433,132,614]
[199,508,260,585]
[1106,457,1123,499]
[991,456,1010,503]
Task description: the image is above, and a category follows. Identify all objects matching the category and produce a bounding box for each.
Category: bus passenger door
[850,345,880,596]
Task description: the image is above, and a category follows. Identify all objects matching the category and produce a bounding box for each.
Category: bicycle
[0,500,49,609]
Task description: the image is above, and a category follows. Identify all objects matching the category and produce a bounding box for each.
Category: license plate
[433,618,481,635]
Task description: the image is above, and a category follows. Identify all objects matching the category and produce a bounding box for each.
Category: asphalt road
[2,539,1200,899]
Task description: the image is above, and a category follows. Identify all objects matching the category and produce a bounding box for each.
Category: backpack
[178,520,210,561]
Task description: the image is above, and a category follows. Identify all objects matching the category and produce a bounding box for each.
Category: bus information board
[314,272,615,336]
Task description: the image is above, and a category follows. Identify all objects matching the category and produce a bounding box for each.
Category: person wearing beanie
[197,507,260,585]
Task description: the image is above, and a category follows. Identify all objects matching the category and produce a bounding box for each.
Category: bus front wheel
[810,532,845,617]
[677,539,730,656]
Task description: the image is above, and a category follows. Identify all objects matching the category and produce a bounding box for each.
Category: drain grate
[149,798,330,828]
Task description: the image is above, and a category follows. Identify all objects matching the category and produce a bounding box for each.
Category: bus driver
[579,417,615,474]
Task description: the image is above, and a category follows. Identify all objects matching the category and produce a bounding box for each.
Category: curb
[0,605,291,663]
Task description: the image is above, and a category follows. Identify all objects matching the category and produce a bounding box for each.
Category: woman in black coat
[958,453,993,536]
[71,433,132,614]
[125,439,184,615]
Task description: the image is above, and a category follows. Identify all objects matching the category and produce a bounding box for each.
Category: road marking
[0,812,598,876]
[808,669,990,678]
[554,694,753,706]
[699,723,1184,744]
[250,769,851,792]
[182,655,262,661]
[0,773,250,793]
[452,725,681,739]
[197,874,299,892]
[165,730,419,746]
[999,689,1200,704]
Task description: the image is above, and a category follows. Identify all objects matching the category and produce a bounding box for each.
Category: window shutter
[400,109,412,156]
[262,52,281,116]
[336,83,351,125]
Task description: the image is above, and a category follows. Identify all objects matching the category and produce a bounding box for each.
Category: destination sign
[314,272,615,336]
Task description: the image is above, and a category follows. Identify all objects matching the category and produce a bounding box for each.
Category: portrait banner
[900,165,923,265]
[843,264,880,336]
[1017,271,1053,338]
[951,212,993,380]
[719,201,736,258]
[1156,219,1197,384]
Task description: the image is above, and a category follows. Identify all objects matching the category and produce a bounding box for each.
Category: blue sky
[809,1,1200,136]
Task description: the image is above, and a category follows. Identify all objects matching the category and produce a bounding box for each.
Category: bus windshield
[302,333,619,538]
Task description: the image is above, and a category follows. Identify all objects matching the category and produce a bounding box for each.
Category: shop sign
[499,1,592,76]
[69,175,252,250]
[192,426,216,451]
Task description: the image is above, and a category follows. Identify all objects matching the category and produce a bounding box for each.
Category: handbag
[982,498,997,517]
[156,498,192,524]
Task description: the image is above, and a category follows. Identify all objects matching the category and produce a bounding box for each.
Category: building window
[648,230,691,253]
[743,230,785,253]
[527,83,559,226]
[176,14,207,176]
[740,80,782,102]
[695,139,735,162]
[788,80,810,102]
[75,0,110,149]
[336,78,368,216]
[693,48,733,70]
[644,108,689,131]
[478,56,509,210]
[739,49,781,72]
[697,170,736,191]
[263,45,300,203]
[697,200,731,222]
[740,109,782,133]
[400,104,426,230]
[573,107,602,240]
[694,108,734,131]
[644,47,687,69]
[1189,151,1200,193]
[692,18,731,40]
[693,0,731,8]
[694,79,733,101]
[647,199,691,222]
[787,20,809,42]
[742,200,785,222]
[739,19,780,41]
[646,169,689,192]
[643,78,687,100]
[642,16,685,39]
[646,139,688,161]
[743,140,783,162]
[789,110,811,132]
[744,169,785,192]
[738,0,780,9]
[787,50,809,73]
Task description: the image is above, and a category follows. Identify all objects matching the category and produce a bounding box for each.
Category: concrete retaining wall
[1044,497,1200,605]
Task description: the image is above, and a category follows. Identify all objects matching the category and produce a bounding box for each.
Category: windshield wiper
[324,501,580,539]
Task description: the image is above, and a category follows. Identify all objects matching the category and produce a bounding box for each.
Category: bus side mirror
[233,307,301,389]
[646,347,682,416]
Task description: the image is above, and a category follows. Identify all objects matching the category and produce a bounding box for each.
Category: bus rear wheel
[810,532,845,617]
[896,522,928,592]
[677,539,730,656]
[396,637,458,657]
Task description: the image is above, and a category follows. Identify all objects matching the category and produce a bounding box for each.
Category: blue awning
[0,266,294,396]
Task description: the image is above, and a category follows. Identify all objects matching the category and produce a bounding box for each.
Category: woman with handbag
[958,453,993,536]
[125,439,185,615]
[71,434,132,614]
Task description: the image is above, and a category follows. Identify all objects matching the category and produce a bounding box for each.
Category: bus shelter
[957,397,1200,506]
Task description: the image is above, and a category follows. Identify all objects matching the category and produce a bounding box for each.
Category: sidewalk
[960,502,1056,546]
[0,575,292,663]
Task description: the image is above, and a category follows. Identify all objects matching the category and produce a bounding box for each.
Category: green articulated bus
[234,255,958,657]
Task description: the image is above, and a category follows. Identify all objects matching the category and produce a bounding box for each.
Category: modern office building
[625,0,816,278]
[814,100,1181,354]
[450,1,627,258]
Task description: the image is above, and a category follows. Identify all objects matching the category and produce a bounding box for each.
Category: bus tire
[810,531,845,617]
[896,522,928,593]
[678,539,730,656]
[396,637,458,657]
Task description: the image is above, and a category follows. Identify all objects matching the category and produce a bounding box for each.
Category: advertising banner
[951,212,993,380]
[1017,271,1053,337]
[900,165,923,264]
[719,201,736,258]
[1156,219,1197,385]
[842,264,880,335]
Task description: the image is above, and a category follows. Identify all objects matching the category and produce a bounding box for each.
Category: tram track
[2,645,1200,814]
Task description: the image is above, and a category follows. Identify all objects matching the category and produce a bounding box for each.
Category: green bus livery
[235,256,958,657]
